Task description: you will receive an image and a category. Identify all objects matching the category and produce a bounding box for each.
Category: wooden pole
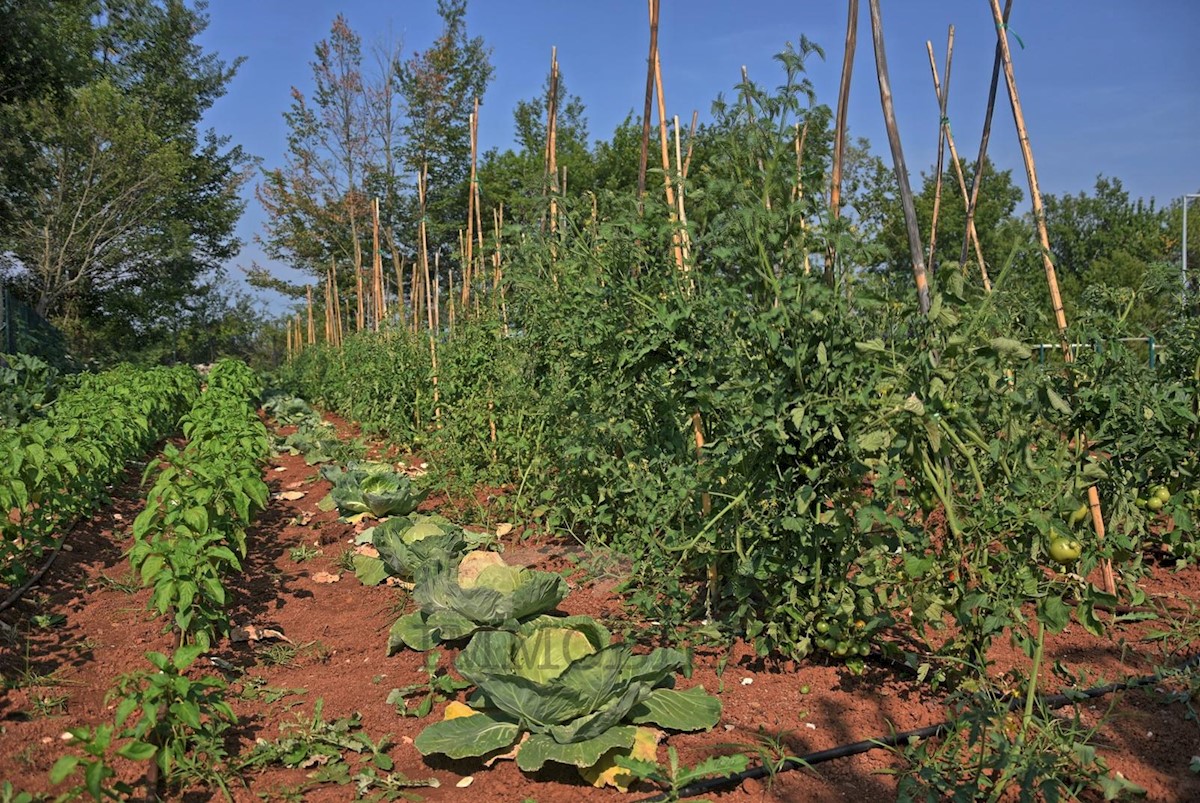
[827,0,859,284]
[372,197,383,330]
[681,110,699,179]
[986,0,1115,596]
[926,27,954,275]
[653,48,685,271]
[927,40,991,291]
[306,286,315,345]
[673,115,692,271]
[636,0,660,206]
[546,48,559,236]
[868,0,930,315]
[463,99,479,309]
[961,0,1013,269]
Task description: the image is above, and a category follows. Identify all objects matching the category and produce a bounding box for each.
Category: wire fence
[0,284,71,370]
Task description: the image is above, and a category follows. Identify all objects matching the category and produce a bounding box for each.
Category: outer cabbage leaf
[628,685,722,731]
[516,727,638,772]
[413,710,521,759]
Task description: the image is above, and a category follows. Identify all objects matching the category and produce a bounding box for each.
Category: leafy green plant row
[52,360,272,800]
[130,358,271,649]
[0,362,199,592]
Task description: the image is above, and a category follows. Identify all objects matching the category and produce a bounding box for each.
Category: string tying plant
[996,21,1025,49]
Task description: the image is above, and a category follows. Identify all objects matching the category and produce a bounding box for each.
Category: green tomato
[834,641,850,657]
[815,621,830,635]
[1147,497,1164,512]
[856,643,871,657]
[1136,497,1149,509]
[1047,537,1082,565]
[1068,503,1090,527]
[799,684,811,695]
[816,638,834,652]
[1152,486,1171,504]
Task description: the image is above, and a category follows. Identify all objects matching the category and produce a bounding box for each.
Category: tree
[396,0,492,257]
[1043,176,1174,333]
[0,0,250,359]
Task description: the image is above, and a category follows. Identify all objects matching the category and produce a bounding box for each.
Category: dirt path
[2,412,1198,801]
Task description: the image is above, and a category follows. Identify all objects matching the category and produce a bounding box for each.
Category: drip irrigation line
[0,520,81,616]
[638,652,1200,801]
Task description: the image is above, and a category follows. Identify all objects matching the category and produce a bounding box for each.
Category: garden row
[0,363,198,595]
[47,359,272,800]
[269,406,731,791]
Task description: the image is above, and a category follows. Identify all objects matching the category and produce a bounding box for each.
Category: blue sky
[196,1,1199,310]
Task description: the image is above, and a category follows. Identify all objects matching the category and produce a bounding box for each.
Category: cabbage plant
[322,461,426,518]
[372,514,467,581]
[388,552,568,652]
[414,617,721,774]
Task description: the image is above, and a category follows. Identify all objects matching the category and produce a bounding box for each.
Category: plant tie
[996,22,1025,49]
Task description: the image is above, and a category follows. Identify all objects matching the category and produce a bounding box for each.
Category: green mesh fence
[0,284,71,370]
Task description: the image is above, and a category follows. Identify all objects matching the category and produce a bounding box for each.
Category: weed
[238,676,307,704]
[29,613,65,629]
[617,746,749,801]
[94,571,140,594]
[334,548,357,573]
[385,651,469,718]
[288,544,321,563]
[30,693,69,718]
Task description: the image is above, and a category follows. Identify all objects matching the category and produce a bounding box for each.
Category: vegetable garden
[3,0,1200,800]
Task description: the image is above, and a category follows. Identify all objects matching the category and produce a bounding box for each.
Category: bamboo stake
[868,0,930,315]
[384,229,406,330]
[464,99,479,309]
[793,120,813,276]
[372,197,383,330]
[681,110,699,180]
[636,0,660,206]
[306,286,315,345]
[546,48,559,236]
[828,0,859,283]
[926,27,954,274]
[986,0,1115,595]
[672,115,692,270]
[419,165,432,335]
[926,40,991,290]
[323,271,333,343]
[331,259,344,347]
[653,48,685,271]
[962,0,1013,270]
[286,318,293,359]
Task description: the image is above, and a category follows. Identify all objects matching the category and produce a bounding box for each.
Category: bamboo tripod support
[925,40,991,290]
[867,0,930,314]
[926,26,954,275]
[987,0,1115,595]
[827,0,859,284]
[962,0,1014,271]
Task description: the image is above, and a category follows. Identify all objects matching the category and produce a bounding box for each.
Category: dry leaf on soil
[354,544,380,559]
[494,522,514,537]
[275,490,306,501]
[230,625,293,644]
[311,571,341,584]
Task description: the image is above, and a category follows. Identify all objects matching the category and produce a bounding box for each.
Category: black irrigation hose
[639,652,1200,801]
[0,520,81,616]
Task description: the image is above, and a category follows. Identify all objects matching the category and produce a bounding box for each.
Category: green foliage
[888,694,1145,801]
[0,353,59,425]
[615,746,750,802]
[0,0,250,359]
